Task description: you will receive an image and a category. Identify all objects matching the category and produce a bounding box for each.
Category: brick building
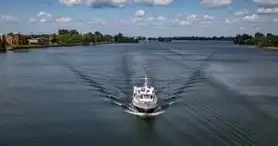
[6,33,28,45]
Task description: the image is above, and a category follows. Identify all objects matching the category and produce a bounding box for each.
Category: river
[0,41,277,146]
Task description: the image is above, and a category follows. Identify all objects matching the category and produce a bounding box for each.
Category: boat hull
[133,106,156,113]
[132,100,157,113]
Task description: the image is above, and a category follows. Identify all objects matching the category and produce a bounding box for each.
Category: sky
[0,0,278,37]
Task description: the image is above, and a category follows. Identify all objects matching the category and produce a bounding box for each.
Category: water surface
[0,42,277,146]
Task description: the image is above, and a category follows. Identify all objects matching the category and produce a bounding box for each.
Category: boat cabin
[133,86,155,101]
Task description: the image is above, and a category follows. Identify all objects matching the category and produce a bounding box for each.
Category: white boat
[132,76,158,113]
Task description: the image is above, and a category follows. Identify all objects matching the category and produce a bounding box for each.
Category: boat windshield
[139,95,153,99]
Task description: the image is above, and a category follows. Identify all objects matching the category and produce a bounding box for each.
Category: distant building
[27,38,40,45]
[27,37,52,45]
[5,33,28,45]
[4,33,54,46]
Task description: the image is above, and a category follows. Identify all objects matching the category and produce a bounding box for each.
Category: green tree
[233,32,278,48]
[266,33,274,37]
[255,32,264,37]
[7,32,13,36]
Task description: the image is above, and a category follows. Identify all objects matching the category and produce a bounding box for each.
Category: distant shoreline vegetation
[2,29,239,51]
[139,36,234,42]
[2,29,139,50]
[36,30,236,43]
[3,29,278,51]
[233,32,278,49]
[30,29,138,44]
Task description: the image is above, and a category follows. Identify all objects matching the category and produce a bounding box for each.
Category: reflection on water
[134,116,157,145]
[11,49,32,53]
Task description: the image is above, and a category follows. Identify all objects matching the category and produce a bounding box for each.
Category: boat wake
[102,48,218,118]
[123,108,165,118]
[47,47,217,119]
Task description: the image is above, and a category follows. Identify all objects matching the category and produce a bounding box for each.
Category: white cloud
[144,16,166,22]
[171,19,191,26]
[157,14,215,26]
[172,13,216,26]
[37,11,52,17]
[117,14,193,27]
[88,18,106,25]
[35,11,72,24]
[1,15,18,23]
[240,26,245,30]
[242,14,259,22]
[179,20,190,25]
[133,0,173,5]
[135,10,145,17]
[200,21,212,24]
[145,16,168,26]
[157,16,166,21]
[59,0,173,8]
[234,9,249,17]
[56,16,72,22]
[200,0,232,7]
[224,19,231,24]
[147,17,154,21]
[37,11,53,23]
[59,0,83,6]
[253,0,278,7]
[204,15,214,20]
[186,14,198,20]
[201,15,214,24]
[274,18,278,22]
[40,18,48,23]
[257,7,278,14]
[178,13,211,21]
[29,18,36,23]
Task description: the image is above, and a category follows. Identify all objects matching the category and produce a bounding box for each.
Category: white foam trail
[111,100,124,106]
[106,99,125,106]
[123,109,165,118]
[103,97,125,107]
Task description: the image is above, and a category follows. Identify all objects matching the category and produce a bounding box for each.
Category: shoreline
[264,47,278,50]
[237,44,278,50]
[7,42,113,50]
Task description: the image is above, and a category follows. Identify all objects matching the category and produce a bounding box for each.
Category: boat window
[138,95,154,99]
[143,95,151,99]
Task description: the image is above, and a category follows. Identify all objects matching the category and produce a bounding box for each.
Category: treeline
[136,37,171,42]
[170,36,234,41]
[21,29,138,44]
[134,36,234,42]
[233,32,278,47]
[56,29,138,44]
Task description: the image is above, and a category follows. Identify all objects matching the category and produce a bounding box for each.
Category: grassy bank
[8,42,112,50]
[239,44,278,50]
[264,47,278,50]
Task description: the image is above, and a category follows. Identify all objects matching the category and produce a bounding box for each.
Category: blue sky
[0,0,278,37]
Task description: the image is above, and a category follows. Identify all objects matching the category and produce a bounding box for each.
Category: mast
[142,76,149,87]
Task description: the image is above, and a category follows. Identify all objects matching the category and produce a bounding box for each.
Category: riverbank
[7,42,112,50]
[238,44,278,50]
[264,47,278,50]
[251,46,278,50]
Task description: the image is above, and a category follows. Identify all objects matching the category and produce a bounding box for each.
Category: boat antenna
[142,76,149,87]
